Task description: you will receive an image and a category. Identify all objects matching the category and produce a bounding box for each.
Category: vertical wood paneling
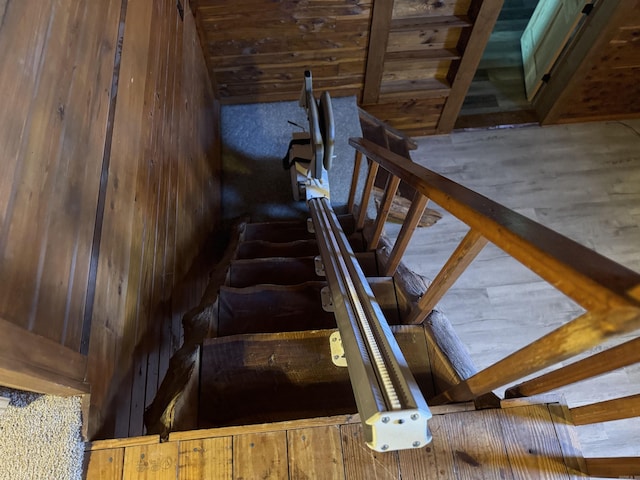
[0,0,119,348]
[87,0,220,439]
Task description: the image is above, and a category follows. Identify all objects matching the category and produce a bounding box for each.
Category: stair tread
[228,252,380,287]
[218,277,401,336]
[218,281,335,335]
[236,239,319,259]
[199,326,436,428]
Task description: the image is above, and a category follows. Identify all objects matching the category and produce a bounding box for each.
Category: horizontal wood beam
[0,317,89,396]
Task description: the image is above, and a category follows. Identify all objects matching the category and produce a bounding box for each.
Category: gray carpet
[0,387,83,480]
[221,95,364,222]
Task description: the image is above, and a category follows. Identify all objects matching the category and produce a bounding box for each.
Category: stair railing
[307,195,432,452]
[348,137,640,476]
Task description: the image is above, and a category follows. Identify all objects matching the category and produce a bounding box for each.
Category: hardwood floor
[387,119,640,458]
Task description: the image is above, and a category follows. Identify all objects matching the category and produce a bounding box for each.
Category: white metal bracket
[314,255,325,276]
[329,331,347,367]
[321,286,334,312]
[364,409,432,452]
[307,218,315,233]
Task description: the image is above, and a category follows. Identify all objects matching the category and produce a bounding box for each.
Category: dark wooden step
[217,281,335,335]
[242,215,357,243]
[236,239,319,260]
[227,252,380,288]
[217,278,401,336]
[198,326,436,428]
[243,221,314,243]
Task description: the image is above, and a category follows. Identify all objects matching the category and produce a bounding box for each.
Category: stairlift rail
[308,196,432,452]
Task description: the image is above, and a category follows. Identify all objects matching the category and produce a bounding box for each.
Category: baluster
[407,228,487,324]
[356,159,379,231]
[347,150,363,214]
[368,174,401,250]
[382,191,428,276]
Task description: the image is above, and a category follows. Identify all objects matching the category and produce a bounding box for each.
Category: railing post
[347,150,363,215]
[368,175,401,250]
[356,159,379,231]
[407,229,488,324]
[383,191,428,277]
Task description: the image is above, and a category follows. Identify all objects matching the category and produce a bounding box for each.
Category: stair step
[217,278,401,336]
[236,239,319,259]
[243,215,357,243]
[243,221,314,243]
[198,326,436,428]
[217,281,335,335]
[227,252,380,287]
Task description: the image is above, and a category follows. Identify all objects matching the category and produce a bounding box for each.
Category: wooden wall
[533,0,640,125]
[190,0,504,135]
[0,0,220,439]
[191,0,372,104]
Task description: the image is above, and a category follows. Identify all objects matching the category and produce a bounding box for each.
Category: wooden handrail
[349,137,640,311]
[348,136,640,405]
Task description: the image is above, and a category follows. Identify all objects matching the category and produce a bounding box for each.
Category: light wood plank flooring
[84,401,584,479]
[385,119,640,459]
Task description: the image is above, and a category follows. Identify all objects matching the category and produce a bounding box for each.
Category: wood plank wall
[87,0,219,439]
[189,0,503,136]
[542,0,640,124]
[0,0,220,440]
[190,0,372,104]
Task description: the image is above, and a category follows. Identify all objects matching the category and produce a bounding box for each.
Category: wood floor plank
[178,437,232,480]
[340,423,400,480]
[233,431,288,480]
[287,426,345,480]
[497,404,571,479]
[439,409,515,479]
[122,442,178,480]
[84,448,125,480]
[397,414,452,480]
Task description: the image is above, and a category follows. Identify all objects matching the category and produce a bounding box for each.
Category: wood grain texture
[398,121,640,457]
[233,431,289,480]
[122,442,179,480]
[192,0,371,103]
[86,0,220,439]
[0,316,88,395]
[84,448,125,480]
[497,404,571,479]
[288,426,345,480]
[437,0,505,133]
[177,437,233,479]
[0,0,120,355]
[535,0,640,125]
[341,423,400,480]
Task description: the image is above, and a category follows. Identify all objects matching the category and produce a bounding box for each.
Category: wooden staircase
[84,215,594,479]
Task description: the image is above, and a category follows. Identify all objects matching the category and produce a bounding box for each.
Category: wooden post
[368,175,401,250]
[356,160,379,231]
[361,0,394,104]
[382,191,428,277]
[407,228,488,324]
[347,150,363,215]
